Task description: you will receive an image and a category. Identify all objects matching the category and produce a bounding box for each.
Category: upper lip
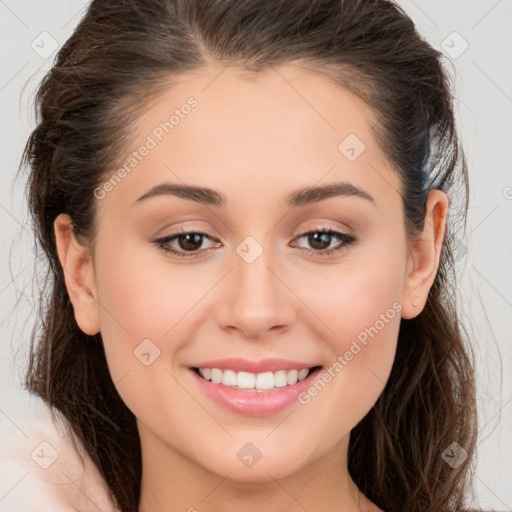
[191,358,320,373]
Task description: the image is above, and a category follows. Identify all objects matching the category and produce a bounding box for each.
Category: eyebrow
[133,181,375,208]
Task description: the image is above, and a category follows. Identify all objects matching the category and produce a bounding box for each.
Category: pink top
[0,394,119,511]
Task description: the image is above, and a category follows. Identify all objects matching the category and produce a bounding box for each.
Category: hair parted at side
[20,1,477,511]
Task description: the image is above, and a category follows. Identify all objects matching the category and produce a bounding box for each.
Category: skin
[54,64,448,512]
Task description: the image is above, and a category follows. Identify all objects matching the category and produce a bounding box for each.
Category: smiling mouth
[192,366,322,392]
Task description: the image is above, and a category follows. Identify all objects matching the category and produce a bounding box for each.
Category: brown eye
[306,232,334,251]
[176,233,205,251]
[294,228,357,257]
[153,230,219,259]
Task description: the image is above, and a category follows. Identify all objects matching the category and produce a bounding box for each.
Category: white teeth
[256,372,274,390]
[237,371,256,389]
[197,367,314,391]
[222,369,238,386]
[298,369,309,381]
[211,368,223,384]
[199,368,212,380]
[273,370,288,388]
[287,369,298,385]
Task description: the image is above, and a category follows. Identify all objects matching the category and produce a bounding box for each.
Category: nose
[215,243,297,340]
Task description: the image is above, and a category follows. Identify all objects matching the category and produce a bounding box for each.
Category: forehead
[99,63,401,214]
[135,64,379,154]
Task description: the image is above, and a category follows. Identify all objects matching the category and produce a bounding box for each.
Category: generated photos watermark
[298,301,402,405]
[93,96,198,200]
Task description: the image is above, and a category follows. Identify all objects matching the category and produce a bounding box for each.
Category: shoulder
[0,392,119,511]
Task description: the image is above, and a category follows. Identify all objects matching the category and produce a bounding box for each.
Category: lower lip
[189,367,322,416]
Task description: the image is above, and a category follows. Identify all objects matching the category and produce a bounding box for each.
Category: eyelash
[152,226,357,259]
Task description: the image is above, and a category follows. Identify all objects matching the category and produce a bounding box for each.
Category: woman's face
[60,64,439,483]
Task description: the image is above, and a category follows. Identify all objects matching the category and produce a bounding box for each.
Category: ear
[54,213,100,335]
[401,189,449,320]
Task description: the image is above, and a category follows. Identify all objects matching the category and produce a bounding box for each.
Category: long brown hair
[20,1,477,510]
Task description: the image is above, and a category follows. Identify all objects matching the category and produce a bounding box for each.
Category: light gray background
[1,1,511,509]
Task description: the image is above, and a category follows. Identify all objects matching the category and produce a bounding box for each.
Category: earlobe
[54,213,100,335]
[401,189,449,319]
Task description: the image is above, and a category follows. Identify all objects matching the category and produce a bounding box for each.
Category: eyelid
[294,222,353,238]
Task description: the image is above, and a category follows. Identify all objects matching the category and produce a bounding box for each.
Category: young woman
[18,0,477,510]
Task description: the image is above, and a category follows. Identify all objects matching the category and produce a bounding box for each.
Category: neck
[137,424,380,512]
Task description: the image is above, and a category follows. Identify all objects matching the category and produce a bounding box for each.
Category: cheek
[91,246,202,431]
[292,247,405,428]
[92,241,195,378]
[94,242,210,339]
[294,241,405,353]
